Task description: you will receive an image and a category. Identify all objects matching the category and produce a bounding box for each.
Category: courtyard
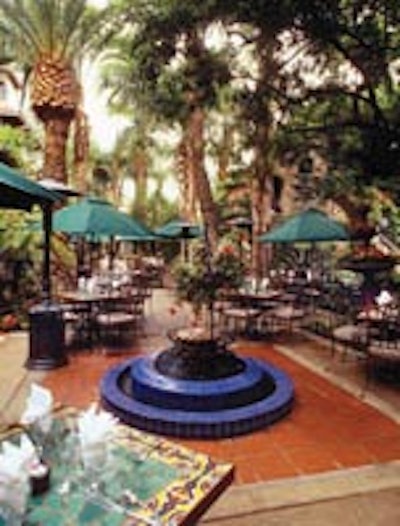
[1,287,399,525]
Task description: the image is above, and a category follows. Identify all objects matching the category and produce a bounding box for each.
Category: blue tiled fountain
[100,329,294,438]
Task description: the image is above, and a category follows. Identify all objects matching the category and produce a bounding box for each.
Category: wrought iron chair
[95,294,142,349]
[329,286,369,361]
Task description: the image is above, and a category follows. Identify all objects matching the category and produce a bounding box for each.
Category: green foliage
[0,209,43,325]
[174,238,244,311]
[0,125,39,168]
[286,0,400,186]
[0,0,118,65]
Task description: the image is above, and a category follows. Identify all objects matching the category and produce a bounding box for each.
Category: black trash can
[26,301,68,370]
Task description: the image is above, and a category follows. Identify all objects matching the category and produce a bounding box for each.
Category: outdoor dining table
[0,408,234,525]
[221,289,282,309]
[57,290,133,347]
[357,306,400,341]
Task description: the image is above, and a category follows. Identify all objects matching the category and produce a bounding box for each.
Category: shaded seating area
[215,264,400,391]
[60,301,92,348]
[58,274,152,351]
[327,285,369,360]
[219,305,263,337]
[95,295,142,348]
[266,303,307,334]
[363,300,400,384]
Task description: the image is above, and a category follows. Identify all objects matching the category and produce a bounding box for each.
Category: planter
[155,327,244,380]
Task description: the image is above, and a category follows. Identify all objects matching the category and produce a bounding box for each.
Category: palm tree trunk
[177,131,197,221]
[133,148,148,221]
[250,36,279,280]
[73,107,89,193]
[43,116,72,182]
[251,122,273,280]
[187,106,218,252]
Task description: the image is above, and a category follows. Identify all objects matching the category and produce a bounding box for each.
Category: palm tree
[113,14,230,252]
[0,0,114,183]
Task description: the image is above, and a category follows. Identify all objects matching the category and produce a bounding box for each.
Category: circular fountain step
[100,355,294,438]
[130,354,275,411]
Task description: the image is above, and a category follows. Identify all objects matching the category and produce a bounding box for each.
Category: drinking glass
[0,477,29,526]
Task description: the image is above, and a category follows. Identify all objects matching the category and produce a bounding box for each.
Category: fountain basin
[101,354,294,438]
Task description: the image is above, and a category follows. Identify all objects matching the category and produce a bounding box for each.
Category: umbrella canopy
[259,208,349,243]
[0,162,62,304]
[38,177,82,198]
[0,161,60,210]
[155,218,202,239]
[53,197,151,238]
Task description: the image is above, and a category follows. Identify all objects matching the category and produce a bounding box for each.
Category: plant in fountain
[159,239,245,380]
[174,238,245,328]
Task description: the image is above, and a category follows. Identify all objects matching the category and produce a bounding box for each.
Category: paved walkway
[0,289,399,525]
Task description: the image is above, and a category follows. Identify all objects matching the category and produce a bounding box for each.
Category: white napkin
[77,404,118,470]
[20,384,53,434]
[376,289,393,307]
[0,435,38,514]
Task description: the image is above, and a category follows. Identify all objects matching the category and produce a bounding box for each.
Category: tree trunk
[333,195,373,240]
[133,147,148,221]
[218,122,233,181]
[250,36,279,280]
[177,131,197,221]
[73,107,89,193]
[251,121,274,280]
[187,106,218,252]
[42,116,72,183]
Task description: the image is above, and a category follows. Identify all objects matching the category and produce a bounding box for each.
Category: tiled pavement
[0,288,399,524]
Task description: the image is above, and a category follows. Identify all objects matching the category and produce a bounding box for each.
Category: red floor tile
[42,342,400,486]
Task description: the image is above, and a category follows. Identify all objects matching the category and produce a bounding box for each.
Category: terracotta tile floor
[42,341,400,486]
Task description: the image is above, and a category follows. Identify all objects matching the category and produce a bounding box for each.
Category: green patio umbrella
[53,197,154,273]
[0,161,60,210]
[53,196,151,238]
[154,218,202,239]
[155,218,202,261]
[0,161,61,301]
[259,208,349,243]
[0,162,67,370]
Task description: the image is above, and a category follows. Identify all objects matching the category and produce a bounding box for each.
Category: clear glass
[0,477,29,526]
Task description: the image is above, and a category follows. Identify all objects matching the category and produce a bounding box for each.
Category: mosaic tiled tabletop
[0,410,234,525]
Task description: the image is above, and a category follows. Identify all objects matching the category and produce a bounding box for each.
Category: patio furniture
[95,295,142,348]
[363,301,400,384]
[220,306,263,338]
[60,302,91,349]
[58,290,128,348]
[329,286,369,360]
[0,409,233,525]
[267,303,306,334]
[366,343,400,385]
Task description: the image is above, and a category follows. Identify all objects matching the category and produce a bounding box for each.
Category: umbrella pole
[42,204,52,302]
[26,203,68,370]
[109,237,117,271]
